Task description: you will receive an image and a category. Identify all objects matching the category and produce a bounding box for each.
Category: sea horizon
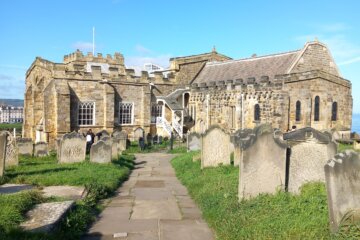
[352,113,360,133]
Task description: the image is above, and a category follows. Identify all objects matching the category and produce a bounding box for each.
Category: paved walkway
[84,153,214,240]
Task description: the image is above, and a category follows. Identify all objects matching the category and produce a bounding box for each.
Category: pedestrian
[86,129,95,153]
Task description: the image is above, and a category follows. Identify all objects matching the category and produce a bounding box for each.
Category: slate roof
[157,89,189,110]
[193,50,301,84]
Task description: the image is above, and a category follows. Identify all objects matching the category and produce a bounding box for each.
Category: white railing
[156,117,172,136]
[172,119,183,138]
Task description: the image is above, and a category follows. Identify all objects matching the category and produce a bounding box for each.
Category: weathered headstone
[324,150,360,232]
[34,142,48,157]
[96,130,110,142]
[201,126,231,168]
[113,130,128,151]
[354,141,360,150]
[187,132,201,151]
[284,128,337,193]
[0,131,7,177]
[134,127,144,141]
[90,140,112,163]
[237,124,287,200]
[231,129,253,166]
[4,131,18,166]
[17,138,33,156]
[58,132,86,163]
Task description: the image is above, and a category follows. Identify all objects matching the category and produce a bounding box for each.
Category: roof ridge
[206,49,301,66]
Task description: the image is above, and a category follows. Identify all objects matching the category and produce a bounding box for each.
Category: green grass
[338,142,359,153]
[0,123,22,131]
[0,152,135,239]
[171,151,357,240]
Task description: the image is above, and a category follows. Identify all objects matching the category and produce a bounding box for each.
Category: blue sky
[0,0,359,113]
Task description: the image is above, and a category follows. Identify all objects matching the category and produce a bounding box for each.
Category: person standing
[86,129,95,153]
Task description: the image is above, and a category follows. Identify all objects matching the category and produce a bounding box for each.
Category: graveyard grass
[171,151,358,240]
[0,152,135,239]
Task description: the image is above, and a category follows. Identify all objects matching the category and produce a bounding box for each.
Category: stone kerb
[0,131,8,177]
[34,142,49,157]
[90,140,112,163]
[231,129,253,166]
[324,150,360,232]
[58,132,86,163]
[284,127,337,194]
[237,124,288,200]
[187,132,201,151]
[17,138,34,156]
[4,131,19,166]
[201,125,231,168]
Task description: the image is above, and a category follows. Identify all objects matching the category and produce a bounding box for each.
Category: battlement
[63,50,125,65]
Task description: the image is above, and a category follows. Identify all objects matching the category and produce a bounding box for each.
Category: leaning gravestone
[4,131,18,166]
[90,140,112,163]
[187,132,201,151]
[201,126,231,168]
[0,131,7,177]
[284,128,337,194]
[324,150,360,232]
[58,132,86,163]
[34,142,48,157]
[17,138,33,156]
[237,124,287,200]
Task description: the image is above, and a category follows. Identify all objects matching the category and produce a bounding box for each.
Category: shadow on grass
[6,167,77,178]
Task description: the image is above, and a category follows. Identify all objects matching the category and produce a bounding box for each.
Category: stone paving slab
[21,201,74,233]
[0,183,34,194]
[84,152,214,240]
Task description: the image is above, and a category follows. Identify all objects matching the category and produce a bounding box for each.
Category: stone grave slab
[90,140,112,163]
[42,186,86,200]
[0,183,34,194]
[21,201,74,233]
[325,150,360,232]
[201,126,231,168]
[58,132,86,163]
[17,138,33,156]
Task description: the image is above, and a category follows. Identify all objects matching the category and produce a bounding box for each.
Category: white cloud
[135,44,153,55]
[125,55,171,68]
[72,41,94,52]
[339,56,360,66]
[0,74,25,99]
[317,23,350,32]
[0,64,27,70]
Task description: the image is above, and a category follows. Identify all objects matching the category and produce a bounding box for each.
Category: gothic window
[78,102,95,126]
[254,104,260,121]
[331,102,338,121]
[119,102,134,125]
[296,101,301,121]
[151,103,162,123]
[314,96,320,121]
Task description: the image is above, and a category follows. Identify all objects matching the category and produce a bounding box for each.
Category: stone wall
[201,126,231,168]
[324,150,360,232]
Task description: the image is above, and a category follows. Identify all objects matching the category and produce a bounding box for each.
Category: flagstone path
[84,152,214,240]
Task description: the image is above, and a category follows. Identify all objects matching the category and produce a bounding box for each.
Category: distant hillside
[0,99,24,107]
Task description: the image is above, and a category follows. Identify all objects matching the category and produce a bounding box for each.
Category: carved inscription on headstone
[59,132,86,163]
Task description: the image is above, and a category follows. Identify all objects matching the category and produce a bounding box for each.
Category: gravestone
[17,138,33,156]
[201,126,231,168]
[113,130,128,151]
[134,127,144,141]
[111,139,120,160]
[354,141,360,150]
[187,132,201,151]
[284,128,337,193]
[324,150,360,232]
[4,131,18,166]
[34,142,48,157]
[0,131,7,177]
[231,129,253,166]
[96,130,110,142]
[90,140,112,163]
[58,132,86,163]
[237,124,287,200]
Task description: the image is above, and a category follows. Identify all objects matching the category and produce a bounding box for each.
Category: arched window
[254,104,260,121]
[331,102,338,121]
[295,101,301,121]
[314,96,320,121]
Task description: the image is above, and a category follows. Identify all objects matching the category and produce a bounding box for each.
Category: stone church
[23,40,352,149]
